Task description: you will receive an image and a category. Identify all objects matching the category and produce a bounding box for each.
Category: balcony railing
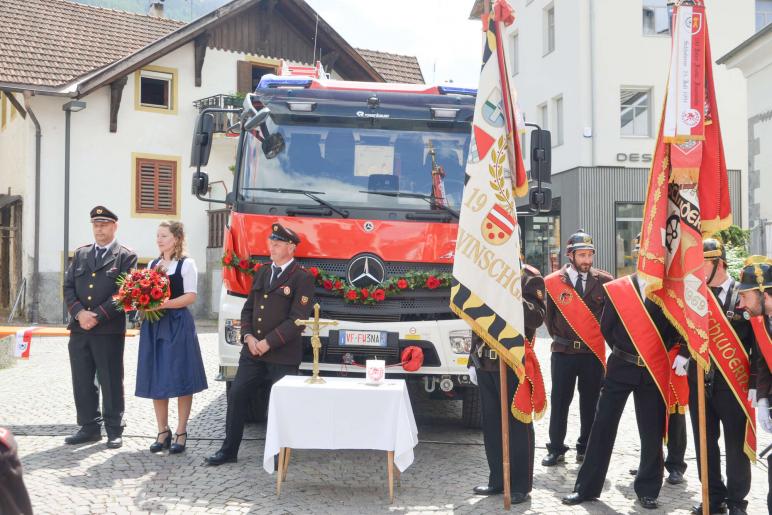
[192,94,242,133]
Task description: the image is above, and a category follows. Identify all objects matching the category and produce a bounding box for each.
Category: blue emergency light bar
[438,85,477,96]
[256,77,312,89]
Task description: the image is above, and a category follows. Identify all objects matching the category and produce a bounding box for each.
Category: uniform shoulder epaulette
[76,243,91,250]
[594,268,614,279]
[120,244,134,252]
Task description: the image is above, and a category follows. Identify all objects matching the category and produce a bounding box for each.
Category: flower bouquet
[113,268,171,322]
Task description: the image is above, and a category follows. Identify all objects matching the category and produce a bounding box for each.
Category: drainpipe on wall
[23,91,41,323]
[588,0,597,167]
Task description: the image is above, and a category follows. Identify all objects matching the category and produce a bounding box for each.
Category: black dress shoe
[576,452,585,463]
[541,452,565,467]
[64,428,102,445]
[511,492,530,504]
[666,470,684,485]
[204,450,237,466]
[727,506,747,515]
[106,436,123,449]
[473,485,503,495]
[691,502,727,514]
[638,496,659,509]
[562,492,592,505]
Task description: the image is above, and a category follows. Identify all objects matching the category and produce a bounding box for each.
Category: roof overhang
[717,23,772,77]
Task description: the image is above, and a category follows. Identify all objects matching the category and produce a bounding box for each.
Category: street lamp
[62,100,87,323]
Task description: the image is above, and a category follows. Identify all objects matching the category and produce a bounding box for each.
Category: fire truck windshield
[237,117,470,218]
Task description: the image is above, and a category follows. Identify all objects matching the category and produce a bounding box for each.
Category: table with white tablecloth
[263,375,418,501]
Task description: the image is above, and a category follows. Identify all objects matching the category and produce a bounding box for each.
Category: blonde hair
[158,220,186,261]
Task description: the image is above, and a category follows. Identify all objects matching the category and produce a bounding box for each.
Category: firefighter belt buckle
[572,340,582,350]
[637,356,645,367]
[489,349,498,360]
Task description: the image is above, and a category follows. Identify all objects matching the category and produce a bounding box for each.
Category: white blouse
[147,258,198,294]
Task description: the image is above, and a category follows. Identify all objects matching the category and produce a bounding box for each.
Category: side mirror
[529,187,552,212]
[242,94,271,131]
[262,133,286,159]
[191,171,209,196]
[530,129,552,184]
[190,113,215,167]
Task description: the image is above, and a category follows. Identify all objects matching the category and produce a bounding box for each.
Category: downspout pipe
[588,0,597,167]
[23,92,41,323]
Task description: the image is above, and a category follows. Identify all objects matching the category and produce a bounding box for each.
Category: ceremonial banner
[544,273,607,369]
[706,291,756,461]
[451,0,529,393]
[14,328,33,359]
[638,1,731,370]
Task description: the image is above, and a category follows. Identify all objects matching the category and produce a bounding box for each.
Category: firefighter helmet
[702,237,726,263]
[565,229,595,255]
[737,256,772,293]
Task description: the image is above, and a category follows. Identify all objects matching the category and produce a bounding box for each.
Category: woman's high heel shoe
[149,429,171,453]
[169,432,187,454]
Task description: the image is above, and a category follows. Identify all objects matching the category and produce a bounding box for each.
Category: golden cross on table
[295,303,337,384]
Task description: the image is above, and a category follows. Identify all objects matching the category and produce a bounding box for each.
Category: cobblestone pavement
[1,326,770,514]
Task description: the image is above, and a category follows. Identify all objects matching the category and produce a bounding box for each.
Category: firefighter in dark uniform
[63,206,137,448]
[469,263,546,502]
[686,239,756,515]
[562,272,680,509]
[542,230,613,466]
[736,257,772,514]
[205,223,315,466]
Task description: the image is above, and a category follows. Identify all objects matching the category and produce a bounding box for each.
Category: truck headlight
[224,319,241,345]
[449,329,472,354]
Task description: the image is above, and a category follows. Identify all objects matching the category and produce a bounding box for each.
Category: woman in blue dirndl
[136,221,208,454]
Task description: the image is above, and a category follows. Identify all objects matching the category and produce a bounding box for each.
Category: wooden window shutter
[237,60,253,94]
[135,158,177,215]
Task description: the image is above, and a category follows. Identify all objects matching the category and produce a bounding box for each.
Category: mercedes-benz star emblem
[346,254,386,288]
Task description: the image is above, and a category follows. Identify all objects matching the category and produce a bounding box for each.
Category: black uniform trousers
[477,366,534,494]
[547,352,604,455]
[665,412,687,474]
[688,380,751,511]
[68,332,125,435]
[220,353,297,457]
[574,374,666,499]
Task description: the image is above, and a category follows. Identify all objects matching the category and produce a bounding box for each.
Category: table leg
[276,447,286,496]
[282,448,292,481]
[395,465,401,488]
[387,451,394,503]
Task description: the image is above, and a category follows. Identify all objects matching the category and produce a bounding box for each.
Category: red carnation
[123,300,133,310]
[397,278,408,289]
[373,289,386,301]
[139,279,151,288]
[131,272,142,280]
[346,290,358,301]
[323,279,333,290]
[309,267,320,278]
[426,276,441,289]
[238,259,249,269]
[360,288,369,299]
[252,263,262,272]
[334,280,343,290]
[131,288,141,298]
[223,253,233,265]
[150,287,164,300]
[138,294,151,306]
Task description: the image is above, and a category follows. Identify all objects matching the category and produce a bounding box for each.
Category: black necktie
[711,286,722,301]
[95,246,106,262]
[575,274,584,296]
[270,264,281,287]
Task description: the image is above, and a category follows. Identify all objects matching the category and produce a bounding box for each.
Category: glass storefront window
[521,210,561,275]
[615,202,643,277]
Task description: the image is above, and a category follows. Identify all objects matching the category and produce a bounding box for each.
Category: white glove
[672,355,689,377]
[748,388,757,407]
[758,398,772,433]
[468,366,478,386]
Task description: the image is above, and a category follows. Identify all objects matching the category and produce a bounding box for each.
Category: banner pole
[499,358,512,510]
[697,363,709,515]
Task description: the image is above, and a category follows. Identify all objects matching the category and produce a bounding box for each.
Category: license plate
[338,330,388,347]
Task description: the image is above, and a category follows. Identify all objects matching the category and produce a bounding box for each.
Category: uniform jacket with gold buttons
[240,261,315,366]
[64,241,137,334]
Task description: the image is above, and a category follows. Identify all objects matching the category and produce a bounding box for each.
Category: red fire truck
[191,65,488,426]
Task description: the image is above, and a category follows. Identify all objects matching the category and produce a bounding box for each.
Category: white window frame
[642,0,673,37]
[543,4,555,55]
[552,95,564,146]
[620,87,652,138]
[538,102,549,131]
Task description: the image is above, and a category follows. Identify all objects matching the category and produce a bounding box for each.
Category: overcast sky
[305,0,483,86]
